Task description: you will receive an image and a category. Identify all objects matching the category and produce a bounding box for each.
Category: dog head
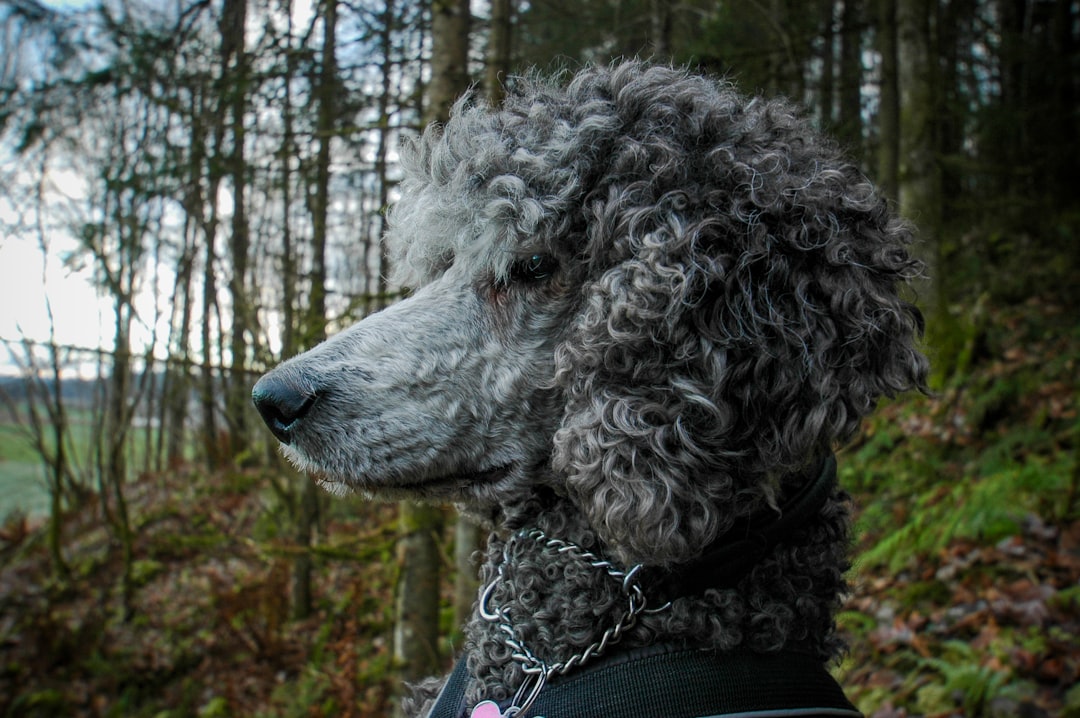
[253,62,928,566]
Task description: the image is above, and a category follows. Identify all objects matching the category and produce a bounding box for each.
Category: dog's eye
[508,253,558,283]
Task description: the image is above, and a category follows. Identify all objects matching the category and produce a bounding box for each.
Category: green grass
[0,459,50,519]
[0,406,199,520]
[0,420,42,463]
[0,421,51,518]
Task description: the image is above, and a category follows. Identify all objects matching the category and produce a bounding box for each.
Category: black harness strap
[427,656,471,718]
[428,644,861,718]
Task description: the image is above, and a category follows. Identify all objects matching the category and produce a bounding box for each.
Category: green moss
[1063,683,1080,718]
[899,579,951,606]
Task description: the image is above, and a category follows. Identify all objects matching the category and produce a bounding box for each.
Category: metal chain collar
[474,528,661,718]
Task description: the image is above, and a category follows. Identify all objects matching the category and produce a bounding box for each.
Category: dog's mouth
[396,464,514,497]
[309,463,516,501]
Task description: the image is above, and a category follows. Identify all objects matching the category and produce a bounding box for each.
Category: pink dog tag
[469,700,504,718]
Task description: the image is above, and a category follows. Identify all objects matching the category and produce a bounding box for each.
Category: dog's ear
[551,96,928,570]
[551,220,749,569]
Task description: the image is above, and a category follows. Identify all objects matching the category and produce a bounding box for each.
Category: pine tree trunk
[106,296,135,617]
[308,0,335,347]
[877,0,900,201]
[200,223,220,466]
[292,475,320,620]
[394,503,445,683]
[221,0,253,462]
[820,1,836,129]
[897,0,943,312]
[486,0,514,106]
[427,0,471,124]
[163,233,196,468]
[453,515,481,634]
[291,0,338,622]
[838,0,863,149]
[650,0,673,59]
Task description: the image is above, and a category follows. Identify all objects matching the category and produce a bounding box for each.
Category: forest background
[0,0,1077,716]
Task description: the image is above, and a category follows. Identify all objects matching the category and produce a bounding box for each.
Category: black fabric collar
[660,453,838,595]
[428,643,861,718]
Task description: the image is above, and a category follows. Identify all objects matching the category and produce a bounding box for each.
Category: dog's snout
[252,373,319,445]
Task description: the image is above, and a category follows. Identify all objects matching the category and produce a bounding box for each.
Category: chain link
[477,528,659,716]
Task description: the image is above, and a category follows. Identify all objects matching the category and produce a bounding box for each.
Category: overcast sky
[0,234,107,373]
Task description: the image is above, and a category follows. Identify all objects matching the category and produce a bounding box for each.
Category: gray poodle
[253,62,928,717]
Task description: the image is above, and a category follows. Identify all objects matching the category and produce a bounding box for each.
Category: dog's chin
[283,445,519,503]
[390,464,516,501]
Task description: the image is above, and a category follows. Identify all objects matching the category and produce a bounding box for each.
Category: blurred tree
[370,0,397,313]
[651,0,674,58]
[291,0,338,623]
[820,1,836,128]
[990,0,1078,216]
[837,0,863,148]
[221,0,255,463]
[52,7,183,613]
[897,0,943,309]
[685,1,820,100]
[516,0,652,70]
[159,224,197,470]
[428,0,471,124]
[877,0,900,200]
[486,0,514,104]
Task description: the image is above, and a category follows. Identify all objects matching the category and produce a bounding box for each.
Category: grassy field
[0,461,50,519]
[0,404,189,521]
[0,421,50,519]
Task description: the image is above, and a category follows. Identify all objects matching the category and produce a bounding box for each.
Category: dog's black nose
[252,373,318,444]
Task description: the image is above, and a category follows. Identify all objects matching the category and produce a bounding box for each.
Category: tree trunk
[764,0,803,99]
[650,0,673,59]
[292,472,320,620]
[486,0,514,106]
[453,516,481,631]
[200,217,220,466]
[371,0,394,313]
[291,0,337,622]
[838,0,863,149]
[31,325,72,581]
[820,1,836,129]
[877,0,900,201]
[181,69,226,470]
[1045,0,1076,207]
[897,0,942,312]
[106,285,135,617]
[163,227,196,469]
[307,0,335,348]
[221,0,253,462]
[46,352,70,581]
[996,0,1026,199]
[280,1,299,361]
[427,0,471,125]
[394,504,445,685]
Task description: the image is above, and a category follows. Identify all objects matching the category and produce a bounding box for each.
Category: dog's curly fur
[253,62,928,716]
